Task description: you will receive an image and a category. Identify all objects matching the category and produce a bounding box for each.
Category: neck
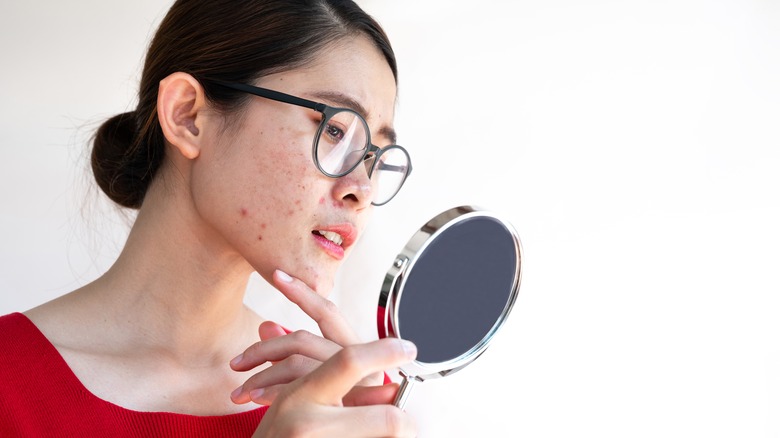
[75,176,260,365]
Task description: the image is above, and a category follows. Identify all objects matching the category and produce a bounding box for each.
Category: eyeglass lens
[316,110,369,175]
[371,146,409,205]
[316,110,409,205]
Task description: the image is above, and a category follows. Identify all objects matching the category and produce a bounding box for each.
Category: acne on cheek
[318,194,342,208]
[235,208,249,225]
[239,206,267,240]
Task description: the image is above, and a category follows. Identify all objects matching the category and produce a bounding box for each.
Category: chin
[312,276,335,297]
[294,266,335,297]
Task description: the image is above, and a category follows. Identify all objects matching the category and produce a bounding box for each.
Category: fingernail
[249,388,265,401]
[276,269,293,283]
[230,353,243,367]
[400,339,417,359]
[230,386,243,400]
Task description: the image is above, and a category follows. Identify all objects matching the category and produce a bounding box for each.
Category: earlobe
[157,72,206,160]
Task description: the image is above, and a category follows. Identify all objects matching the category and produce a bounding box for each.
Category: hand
[251,337,418,438]
[231,269,385,405]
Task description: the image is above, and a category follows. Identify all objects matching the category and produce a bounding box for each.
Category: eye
[324,122,345,142]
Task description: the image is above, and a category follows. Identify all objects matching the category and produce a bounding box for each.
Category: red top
[0,312,267,437]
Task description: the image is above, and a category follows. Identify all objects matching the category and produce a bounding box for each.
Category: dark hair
[91,0,397,209]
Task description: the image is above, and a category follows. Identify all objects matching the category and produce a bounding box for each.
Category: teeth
[317,230,344,246]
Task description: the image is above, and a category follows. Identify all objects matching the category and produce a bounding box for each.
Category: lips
[311,223,357,259]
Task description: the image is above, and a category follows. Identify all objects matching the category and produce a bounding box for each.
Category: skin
[24,34,417,437]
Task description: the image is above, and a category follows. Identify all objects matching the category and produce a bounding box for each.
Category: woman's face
[190,35,398,294]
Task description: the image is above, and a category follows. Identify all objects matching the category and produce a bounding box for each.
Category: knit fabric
[0,312,267,437]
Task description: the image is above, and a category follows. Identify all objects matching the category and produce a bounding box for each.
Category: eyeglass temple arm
[210,80,327,113]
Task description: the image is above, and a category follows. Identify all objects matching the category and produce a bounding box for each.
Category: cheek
[240,149,325,224]
[258,129,308,174]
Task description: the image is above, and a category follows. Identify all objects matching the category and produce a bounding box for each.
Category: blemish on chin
[261,223,267,229]
[240,208,248,217]
[318,197,325,205]
[258,235,263,241]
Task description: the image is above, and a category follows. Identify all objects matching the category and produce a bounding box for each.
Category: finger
[231,329,340,371]
[298,338,416,405]
[232,353,321,403]
[229,320,286,371]
[247,382,283,405]
[273,269,360,346]
[258,320,288,341]
[256,323,384,386]
[242,375,400,407]
[232,380,286,406]
[342,383,400,407]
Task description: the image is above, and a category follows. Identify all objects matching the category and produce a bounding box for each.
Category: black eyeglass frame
[209,80,412,206]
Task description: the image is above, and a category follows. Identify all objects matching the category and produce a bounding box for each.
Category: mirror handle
[393,371,418,410]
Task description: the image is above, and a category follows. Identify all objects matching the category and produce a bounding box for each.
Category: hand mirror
[377,205,523,409]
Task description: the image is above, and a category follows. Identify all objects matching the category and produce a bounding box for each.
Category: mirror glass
[398,215,517,363]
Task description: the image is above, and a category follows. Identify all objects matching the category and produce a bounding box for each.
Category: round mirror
[377,205,523,408]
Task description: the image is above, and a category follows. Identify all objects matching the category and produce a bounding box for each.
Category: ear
[157,72,206,160]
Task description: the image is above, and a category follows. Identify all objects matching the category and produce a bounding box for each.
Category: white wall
[2,1,779,437]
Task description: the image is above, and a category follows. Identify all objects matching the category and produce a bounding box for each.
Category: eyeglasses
[210,80,412,206]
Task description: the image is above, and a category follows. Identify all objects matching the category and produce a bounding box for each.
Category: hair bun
[91,111,149,209]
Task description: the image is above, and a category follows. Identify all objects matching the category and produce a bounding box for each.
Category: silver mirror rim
[377,205,523,381]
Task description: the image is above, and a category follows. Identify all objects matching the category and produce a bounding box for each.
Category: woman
[0,0,417,436]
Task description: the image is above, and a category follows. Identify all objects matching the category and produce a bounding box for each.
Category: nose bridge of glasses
[363,144,382,178]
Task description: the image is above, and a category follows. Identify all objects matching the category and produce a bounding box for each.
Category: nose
[331,156,375,209]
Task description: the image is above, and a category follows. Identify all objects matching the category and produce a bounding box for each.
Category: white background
[1,1,779,437]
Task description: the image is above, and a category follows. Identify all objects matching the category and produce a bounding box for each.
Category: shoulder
[0,312,80,432]
[0,312,41,347]
[0,311,68,379]
[0,311,79,391]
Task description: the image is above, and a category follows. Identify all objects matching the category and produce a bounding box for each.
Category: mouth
[311,223,358,260]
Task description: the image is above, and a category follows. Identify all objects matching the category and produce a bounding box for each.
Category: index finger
[273,269,360,346]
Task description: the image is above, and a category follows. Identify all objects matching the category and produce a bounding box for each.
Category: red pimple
[261,223,267,229]
[258,235,263,241]
[240,208,248,217]
[319,197,325,205]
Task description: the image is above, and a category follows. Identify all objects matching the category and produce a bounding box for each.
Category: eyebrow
[311,90,398,145]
